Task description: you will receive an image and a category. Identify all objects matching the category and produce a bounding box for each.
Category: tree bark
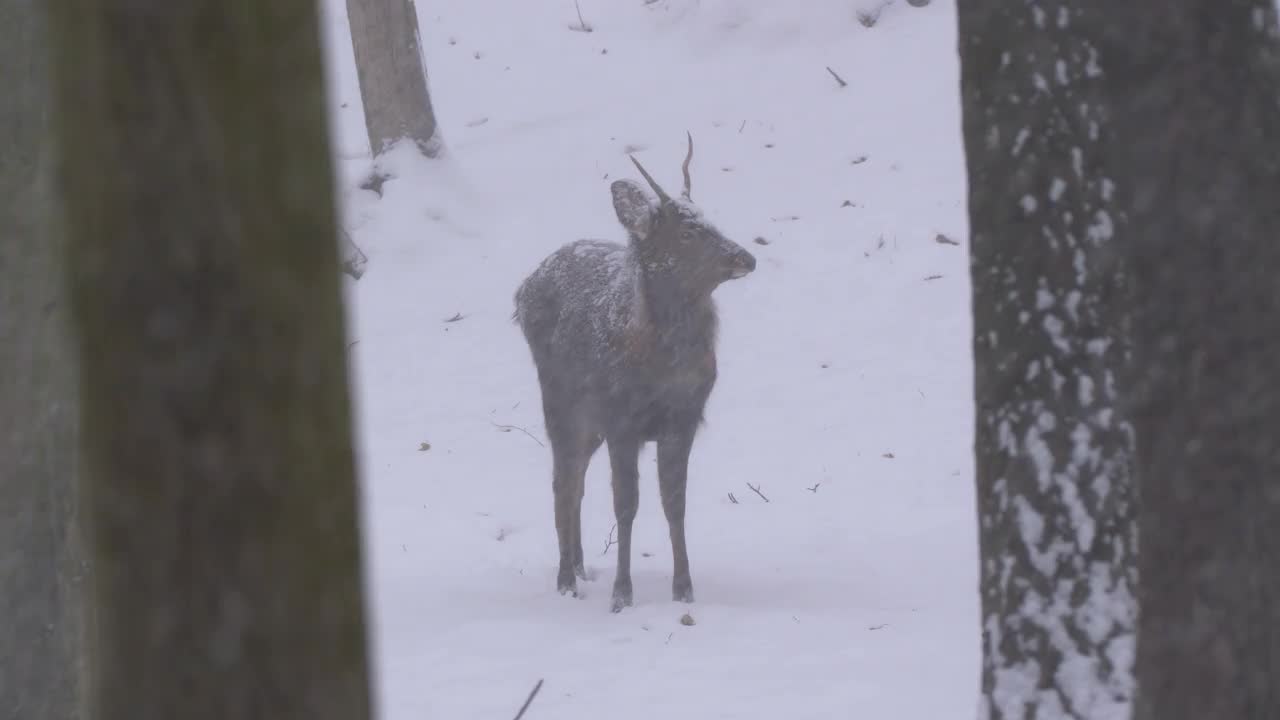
[959,2,1137,718]
[1102,2,1280,718]
[346,0,441,157]
[0,1,86,718]
[47,3,374,719]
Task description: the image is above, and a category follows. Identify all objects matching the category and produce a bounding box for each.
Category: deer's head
[611,133,756,295]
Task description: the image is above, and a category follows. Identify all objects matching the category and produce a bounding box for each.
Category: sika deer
[513,134,756,611]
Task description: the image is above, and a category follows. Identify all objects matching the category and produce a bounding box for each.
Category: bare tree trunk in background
[0,1,86,718]
[346,0,441,157]
[48,2,374,719]
[959,2,1137,718]
[1102,2,1280,718]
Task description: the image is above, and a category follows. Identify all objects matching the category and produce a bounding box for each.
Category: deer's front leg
[658,426,697,603]
[607,433,641,612]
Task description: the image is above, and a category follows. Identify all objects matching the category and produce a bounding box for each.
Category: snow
[320,0,976,717]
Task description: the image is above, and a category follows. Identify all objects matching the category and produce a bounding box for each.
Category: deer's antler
[681,131,694,201]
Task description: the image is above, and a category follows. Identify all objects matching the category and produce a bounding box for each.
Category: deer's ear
[611,180,656,237]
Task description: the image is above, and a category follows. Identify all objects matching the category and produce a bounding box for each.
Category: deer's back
[515,239,637,382]
[514,240,719,435]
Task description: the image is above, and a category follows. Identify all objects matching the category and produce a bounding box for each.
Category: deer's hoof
[611,581,633,612]
[557,569,578,597]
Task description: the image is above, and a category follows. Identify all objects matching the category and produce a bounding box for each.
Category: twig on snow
[340,228,368,280]
[746,482,770,503]
[727,492,740,505]
[491,421,546,447]
[806,483,821,493]
[601,523,617,556]
[512,679,545,720]
[825,66,848,88]
[570,0,593,31]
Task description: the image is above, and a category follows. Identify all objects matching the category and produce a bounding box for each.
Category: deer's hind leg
[543,390,599,597]
[571,432,604,581]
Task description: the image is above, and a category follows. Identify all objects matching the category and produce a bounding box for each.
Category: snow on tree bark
[1101,2,1280,718]
[48,2,373,719]
[346,0,441,158]
[959,2,1137,718]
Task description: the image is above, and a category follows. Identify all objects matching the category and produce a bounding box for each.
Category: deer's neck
[634,261,718,350]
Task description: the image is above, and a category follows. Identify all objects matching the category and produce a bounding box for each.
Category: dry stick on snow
[512,679,545,720]
[806,483,821,493]
[570,0,593,32]
[601,523,617,556]
[825,66,848,88]
[491,421,546,447]
[746,482,770,503]
[727,492,740,505]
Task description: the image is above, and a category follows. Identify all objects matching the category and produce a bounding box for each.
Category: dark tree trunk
[47,3,373,720]
[346,0,441,157]
[0,2,86,718]
[959,2,1137,717]
[1102,2,1280,718]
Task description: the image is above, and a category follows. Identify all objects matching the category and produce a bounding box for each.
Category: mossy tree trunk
[1,2,86,718]
[47,2,374,719]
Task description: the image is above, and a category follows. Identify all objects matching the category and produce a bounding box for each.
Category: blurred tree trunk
[48,3,374,720]
[0,1,86,718]
[959,2,1137,718]
[1102,2,1280,718]
[346,0,441,157]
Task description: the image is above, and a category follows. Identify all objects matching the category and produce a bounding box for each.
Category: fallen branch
[569,0,593,31]
[746,482,770,503]
[806,483,821,493]
[512,679,545,720]
[340,228,368,280]
[491,421,545,447]
[825,65,848,88]
[601,523,617,556]
[727,492,739,505]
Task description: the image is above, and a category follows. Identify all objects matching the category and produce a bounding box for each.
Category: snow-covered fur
[513,158,756,610]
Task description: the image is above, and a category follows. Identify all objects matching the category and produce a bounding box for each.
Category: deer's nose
[728,248,756,279]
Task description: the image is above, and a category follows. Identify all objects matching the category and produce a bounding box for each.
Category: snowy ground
[321,1,977,717]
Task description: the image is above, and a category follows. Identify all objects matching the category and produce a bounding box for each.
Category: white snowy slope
[320,0,977,717]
